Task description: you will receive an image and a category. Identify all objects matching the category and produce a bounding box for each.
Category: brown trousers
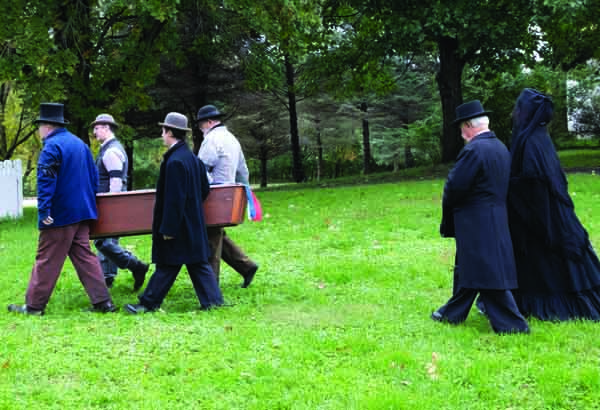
[207,227,256,283]
[25,222,112,311]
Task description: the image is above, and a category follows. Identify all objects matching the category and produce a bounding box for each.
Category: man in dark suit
[432,100,529,334]
[125,112,223,313]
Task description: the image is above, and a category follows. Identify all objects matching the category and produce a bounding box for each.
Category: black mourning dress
[508,88,600,321]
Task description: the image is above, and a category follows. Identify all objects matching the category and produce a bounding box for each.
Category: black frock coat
[440,131,518,290]
[151,140,211,265]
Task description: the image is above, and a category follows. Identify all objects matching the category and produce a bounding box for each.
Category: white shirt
[198,125,249,184]
[100,135,127,192]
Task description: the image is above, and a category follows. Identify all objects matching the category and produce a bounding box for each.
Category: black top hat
[34,103,69,125]
[196,105,225,122]
[453,100,492,124]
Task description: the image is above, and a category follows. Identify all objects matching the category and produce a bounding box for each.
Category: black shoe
[105,277,114,288]
[431,311,445,323]
[476,299,487,316]
[8,304,44,316]
[124,303,153,314]
[241,264,258,288]
[89,301,118,313]
[131,262,149,292]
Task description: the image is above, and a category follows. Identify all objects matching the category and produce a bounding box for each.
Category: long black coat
[440,131,518,290]
[151,140,211,265]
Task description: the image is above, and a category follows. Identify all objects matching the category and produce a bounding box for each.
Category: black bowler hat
[453,100,492,124]
[195,104,225,122]
[34,103,69,125]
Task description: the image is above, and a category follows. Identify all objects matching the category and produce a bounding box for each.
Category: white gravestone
[0,160,23,219]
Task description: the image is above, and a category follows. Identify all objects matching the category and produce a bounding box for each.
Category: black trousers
[139,262,223,310]
[436,288,529,334]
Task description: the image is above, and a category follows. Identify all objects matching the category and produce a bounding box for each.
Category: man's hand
[42,215,54,226]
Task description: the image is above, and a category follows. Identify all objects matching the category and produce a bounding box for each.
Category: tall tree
[1,0,75,160]
[323,0,537,162]
[45,0,175,143]
[224,0,326,182]
[302,19,398,174]
[227,93,291,187]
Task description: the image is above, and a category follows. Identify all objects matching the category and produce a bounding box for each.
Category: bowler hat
[158,112,191,131]
[195,105,225,122]
[90,113,119,128]
[453,100,492,124]
[34,103,69,125]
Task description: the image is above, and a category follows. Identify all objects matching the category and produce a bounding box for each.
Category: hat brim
[34,118,69,125]
[158,122,191,132]
[453,110,493,124]
[90,120,119,128]
[195,113,226,123]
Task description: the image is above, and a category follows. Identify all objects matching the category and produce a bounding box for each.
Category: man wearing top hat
[8,103,116,315]
[195,104,258,288]
[432,100,530,334]
[90,113,149,291]
[125,112,223,313]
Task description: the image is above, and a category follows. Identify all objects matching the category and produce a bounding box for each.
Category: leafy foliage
[567,61,600,139]
[535,0,600,69]
[2,0,600,187]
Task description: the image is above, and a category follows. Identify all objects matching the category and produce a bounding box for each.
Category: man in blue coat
[125,112,223,313]
[8,103,116,315]
[432,100,529,334]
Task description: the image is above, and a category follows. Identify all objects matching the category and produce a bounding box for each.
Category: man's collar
[100,134,116,147]
[42,127,65,140]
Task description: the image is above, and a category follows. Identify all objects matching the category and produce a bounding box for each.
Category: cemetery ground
[1,161,600,409]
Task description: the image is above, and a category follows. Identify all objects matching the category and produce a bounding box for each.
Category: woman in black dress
[508,88,600,321]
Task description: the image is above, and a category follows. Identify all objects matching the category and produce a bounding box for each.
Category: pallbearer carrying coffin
[90,113,149,291]
[196,104,259,288]
[125,112,224,313]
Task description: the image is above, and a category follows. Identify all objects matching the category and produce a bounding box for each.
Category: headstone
[0,160,23,219]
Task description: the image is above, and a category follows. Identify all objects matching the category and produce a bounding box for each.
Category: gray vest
[96,138,128,193]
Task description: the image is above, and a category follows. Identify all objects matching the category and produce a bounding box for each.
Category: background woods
[2,0,600,193]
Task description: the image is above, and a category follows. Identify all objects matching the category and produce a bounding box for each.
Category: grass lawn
[558,149,600,169]
[1,172,600,409]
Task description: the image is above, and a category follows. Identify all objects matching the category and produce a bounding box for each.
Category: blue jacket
[151,140,211,265]
[37,128,99,229]
[441,131,518,290]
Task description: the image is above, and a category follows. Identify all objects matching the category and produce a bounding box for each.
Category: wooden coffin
[89,184,247,239]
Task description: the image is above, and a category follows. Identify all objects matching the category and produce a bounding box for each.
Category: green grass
[2,173,600,409]
[558,149,600,169]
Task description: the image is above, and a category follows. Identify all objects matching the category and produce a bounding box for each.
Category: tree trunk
[436,36,466,163]
[0,83,9,160]
[260,146,268,188]
[315,118,323,182]
[53,0,93,146]
[285,54,305,182]
[359,101,371,174]
[125,143,134,190]
[552,70,570,142]
[404,144,415,168]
